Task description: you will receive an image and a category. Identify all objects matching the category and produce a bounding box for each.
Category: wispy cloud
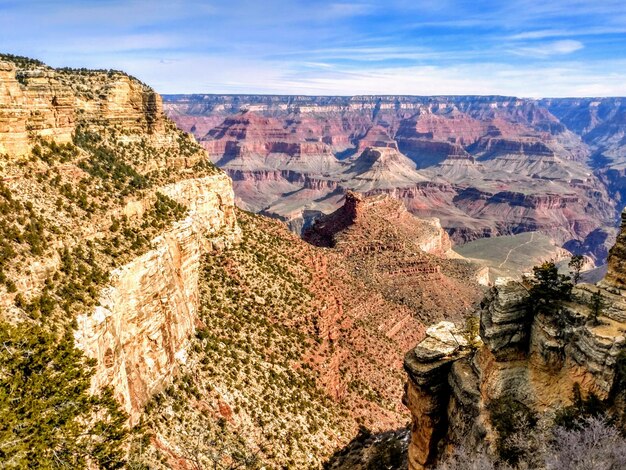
[1,0,626,96]
[509,27,626,40]
[510,40,584,58]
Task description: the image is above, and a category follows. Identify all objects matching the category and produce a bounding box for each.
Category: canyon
[403,209,626,469]
[2,52,626,469]
[0,55,486,468]
[164,94,623,264]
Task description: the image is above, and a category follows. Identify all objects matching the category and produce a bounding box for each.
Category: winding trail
[498,232,536,269]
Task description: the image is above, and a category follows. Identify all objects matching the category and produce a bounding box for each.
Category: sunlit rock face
[74,174,240,422]
[403,213,626,469]
[603,209,626,291]
[0,60,164,156]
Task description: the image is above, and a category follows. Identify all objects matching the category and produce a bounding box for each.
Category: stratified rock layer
[604,210,626,290]
[74,175,240,422]
[164,95,617,261]
[404,211,626,469]
[0,59,163,156]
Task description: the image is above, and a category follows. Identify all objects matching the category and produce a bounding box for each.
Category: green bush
[527,261,573,315]
[0,321,129,468]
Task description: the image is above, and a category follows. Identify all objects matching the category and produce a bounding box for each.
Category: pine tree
[588,290,606,326]
[568,255,585,285]
[0,321,129,468]
[528,261,573,315]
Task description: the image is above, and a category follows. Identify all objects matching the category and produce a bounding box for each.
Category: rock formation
[403,208,626,469]
[0,55,240,425]
[74,174,240,422]
[164,94,617,262]
[0,57,164,156]
[602,209,626,291]
[304,192,486,326]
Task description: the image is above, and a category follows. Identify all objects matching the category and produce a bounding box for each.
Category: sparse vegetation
[461,316,481,351]
[0,320,129,468]
[568,255,585,285]
[527,261,573,315]
[133,211,350,468]
[554,383,607,430]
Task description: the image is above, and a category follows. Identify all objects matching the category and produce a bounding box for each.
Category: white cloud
[509,26,626,40]
[510,40,584,58]
[104,54,626,98]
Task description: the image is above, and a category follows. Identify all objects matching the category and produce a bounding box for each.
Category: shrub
[0,321,129,468]
[588,290,606,326]
[488,396,538,465]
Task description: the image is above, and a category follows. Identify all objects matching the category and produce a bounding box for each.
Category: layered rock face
[74,174,240,422]
[164,94,617,262]
[603,210,626,291]
[0,58,163,156]
[0,56,240,425]
[403,212,626,469]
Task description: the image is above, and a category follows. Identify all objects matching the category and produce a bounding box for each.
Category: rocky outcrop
[74,174,240,423]
[0,58,163,156]
[603,210,626,290]
[404,211,626,469]
[304,191,451,255]
[403,322,475,469]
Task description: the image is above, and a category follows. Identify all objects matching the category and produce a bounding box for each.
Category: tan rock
[74,174,240,423]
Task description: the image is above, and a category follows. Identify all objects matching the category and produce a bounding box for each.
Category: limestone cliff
[0,55,240,427]
[403,209,626,469]
[0,57,163,156]
[74,174,240,422]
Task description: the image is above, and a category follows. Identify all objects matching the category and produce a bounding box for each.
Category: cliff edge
[403,208,626,469]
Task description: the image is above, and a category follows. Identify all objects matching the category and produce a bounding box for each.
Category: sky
[1,0,626,97]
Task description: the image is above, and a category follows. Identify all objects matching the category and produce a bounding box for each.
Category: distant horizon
[161,92,626,100]
[2,1,626,97]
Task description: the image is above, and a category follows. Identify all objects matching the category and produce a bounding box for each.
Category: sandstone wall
[404,215,626,468]
[74,174,240,422]
[0,59,163,156]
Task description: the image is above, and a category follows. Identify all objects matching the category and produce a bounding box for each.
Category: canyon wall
[164,94,617,262]
[0,56,241,425]
[403,208,626,469]
[74,174,240,422]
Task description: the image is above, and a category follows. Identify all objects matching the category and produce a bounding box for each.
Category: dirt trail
[497,232,536,269]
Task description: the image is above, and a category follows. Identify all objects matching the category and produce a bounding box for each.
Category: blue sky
[1,0,626,96]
